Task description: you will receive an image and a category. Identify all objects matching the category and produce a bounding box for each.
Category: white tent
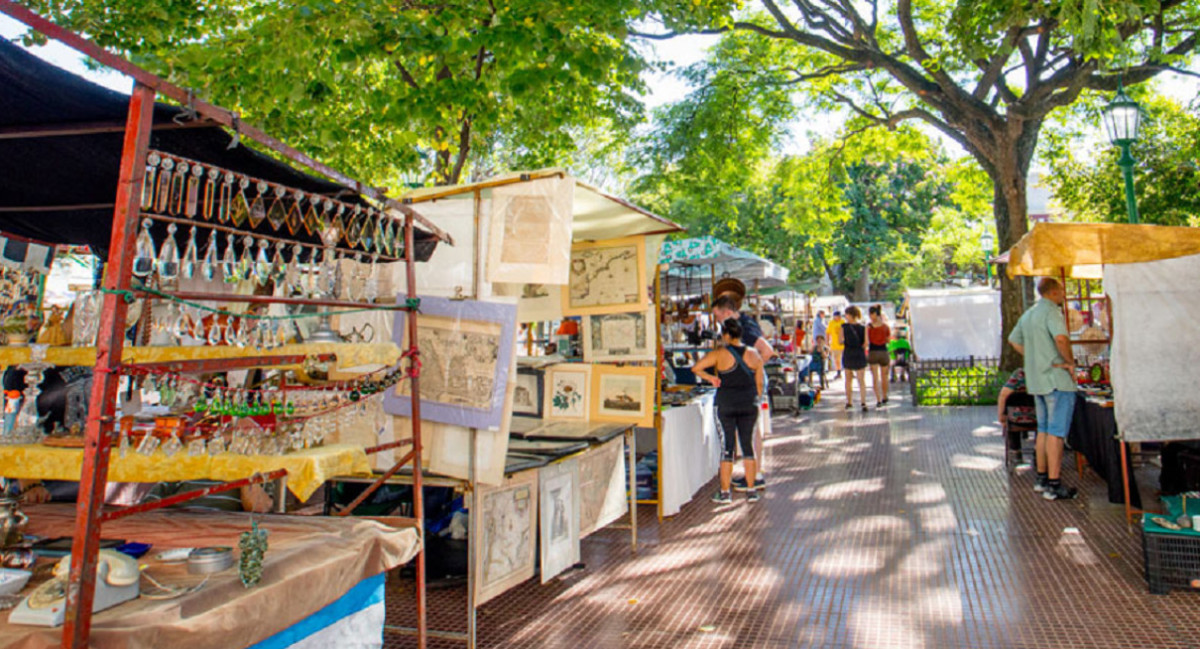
[905,287,1001,359]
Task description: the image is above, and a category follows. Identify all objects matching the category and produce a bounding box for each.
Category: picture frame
[589,364,657,428]
[512,367,544,418]
[538,458,580,583]
[578,437,627,538]
[382,295,518,430]
[543,364,592,421]
[486,176,574,286]
[581,308,656,362]
[561,235,648,316]
[475,469,539,605]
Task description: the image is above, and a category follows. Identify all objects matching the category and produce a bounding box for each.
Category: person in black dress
[692,318,765,504]
[841,306,869,411]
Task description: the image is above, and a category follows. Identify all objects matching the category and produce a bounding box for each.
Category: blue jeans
[1034,390,1076,439]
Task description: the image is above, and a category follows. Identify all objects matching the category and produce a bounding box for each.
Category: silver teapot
[0,496,29,548]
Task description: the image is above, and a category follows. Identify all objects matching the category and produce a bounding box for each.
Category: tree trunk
[854,265,870,302]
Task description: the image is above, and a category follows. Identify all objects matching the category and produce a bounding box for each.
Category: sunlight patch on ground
[972,424,1002,437]
[810,546,888,577]
[851,606,925,649]
[814,477,885,500]
[905,482,948,505]
[919,504,959,534]
[898,539,952,578]
[1055,527,1101,566]
[951,453,1003,472]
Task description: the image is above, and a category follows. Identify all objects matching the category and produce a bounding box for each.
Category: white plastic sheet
[1105,253,1200,442]
[906,288,1001,359]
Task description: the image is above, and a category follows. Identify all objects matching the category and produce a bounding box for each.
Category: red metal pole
[333,450,417,516]
[100,469,287,521]
[405,211,426,648]
[62,83,156,649]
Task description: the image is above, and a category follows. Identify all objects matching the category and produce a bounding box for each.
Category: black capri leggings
[717,405,757,462]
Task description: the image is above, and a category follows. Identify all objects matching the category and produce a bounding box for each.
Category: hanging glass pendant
[133,219,157,278]
[260,184,281,231]
[359,213,376,253]
[154,158,174,214]
[217,172,235,223]
[142,152,160,210]
[302,195,319,235]
[170,162,189,215]
[288,244,305,295]
[271,242,288,284]
[229,178,251,227]
[237,235,255,281]
[201,230,219,281]
[157,223,181,281]
[254,239,272,285]
[345,206,363,247]
[182,226,199,280]
[330,205,346,245]
[251,182,271,229]
[221,232,240,283]
[202,168,220,220]
[185,164,203,217]
[384,218,397,258]
[284,191,303,235]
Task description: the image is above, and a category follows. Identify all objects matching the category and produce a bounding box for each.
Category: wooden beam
[0,119,216,140]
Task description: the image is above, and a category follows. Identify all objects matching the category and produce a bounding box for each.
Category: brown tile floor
[384,381,1200,648]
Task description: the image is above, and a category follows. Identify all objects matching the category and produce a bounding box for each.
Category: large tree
[646,0,1200,366]
[20,0,650,186]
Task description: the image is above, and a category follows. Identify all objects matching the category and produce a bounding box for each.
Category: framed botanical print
[512,367,544,418]
[475,469,538,605]
[561,236,648,316]
[382,295,518,430]
[543,364,592,421]
[581,308,656,362]
[589,364,657,428]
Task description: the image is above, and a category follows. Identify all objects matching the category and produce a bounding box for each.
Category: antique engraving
[590,365,656,427]
[582,309,655,362]
[476,470,539,605]
[539,459,580,583]
[562,236,647,316]
[544,364,591,421]
[578,437,627,538]
[397,314,500,410]
[513,369,544,417]
[499,196,553,265]
[487,176,574,285]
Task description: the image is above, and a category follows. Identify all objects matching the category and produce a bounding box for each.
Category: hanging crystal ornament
[270,242,287,285]
[285,191,303,235]
[229,178,251,227]
[181,226,199,280]
[201,231,219,281]
[238,235,255,281]
[365,254,380,302]
[302,195,319,235]
[317,199,332,234]
[132,219,157,279]
[221,232,240,283]
[254,239,272,286]
[202,168,220,220]
[252,182,272,229]
[360,212,376,253]
[345,206,363,247]
[217,172,235,223]
[154,158,174,214]
[156,223,181,282]
[207,317,224,345]
[261,184,283,231]
[330,204,346,244]
[185,163,203,217]
[170,162,189,215]
[287,244,305,295]
[142,152,160,210]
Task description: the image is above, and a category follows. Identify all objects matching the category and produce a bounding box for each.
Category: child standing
[808,335,828,389]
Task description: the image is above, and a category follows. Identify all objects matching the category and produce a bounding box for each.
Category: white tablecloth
[660,392,722,517]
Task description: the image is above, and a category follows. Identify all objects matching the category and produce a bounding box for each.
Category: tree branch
[393,60,421,90]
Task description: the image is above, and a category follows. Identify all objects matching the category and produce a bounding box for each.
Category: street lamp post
[1101,85,1143,224]
[980,230,995,286]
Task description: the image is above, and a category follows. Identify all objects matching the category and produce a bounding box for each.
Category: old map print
[563,236,646,315]
[578,437,627,538]
[476,470,538,605]
[582,309,654,362]
[398,314,501,410]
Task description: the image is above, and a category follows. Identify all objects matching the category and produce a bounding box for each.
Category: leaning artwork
[475,470,539,605]
[578,437,627,538]
[539,459,580,583]
[561,236,648,316]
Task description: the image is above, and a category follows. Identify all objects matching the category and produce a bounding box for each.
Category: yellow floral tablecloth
[0,443,372,500]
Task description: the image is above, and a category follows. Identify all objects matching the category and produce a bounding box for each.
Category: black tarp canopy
[0,39,437,260]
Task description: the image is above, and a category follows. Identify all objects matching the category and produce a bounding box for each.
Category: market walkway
[386,382,1200,648]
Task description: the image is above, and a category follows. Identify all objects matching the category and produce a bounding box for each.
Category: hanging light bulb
[133,219,157,279]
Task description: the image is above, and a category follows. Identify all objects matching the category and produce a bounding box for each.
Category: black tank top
[716,345,757,409]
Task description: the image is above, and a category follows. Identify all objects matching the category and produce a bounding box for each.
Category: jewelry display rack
[0,3,444,648]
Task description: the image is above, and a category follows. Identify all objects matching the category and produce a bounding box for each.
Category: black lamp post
[980,230,995,286]
[1101,85,1142,224]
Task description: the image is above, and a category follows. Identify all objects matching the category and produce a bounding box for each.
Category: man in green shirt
[887,329,914,382]
[1008,277,1078,501]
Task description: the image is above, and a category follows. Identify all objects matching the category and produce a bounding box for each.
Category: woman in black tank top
[692,318,765,504]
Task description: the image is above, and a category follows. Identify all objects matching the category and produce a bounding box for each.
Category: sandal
[861,404,868,412]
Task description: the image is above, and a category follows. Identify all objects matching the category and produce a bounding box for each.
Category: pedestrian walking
[692,318,766,504]
[1008,277,1078,501]
[866,305,891,406]
[827,311,845,378]
[840,306,869,411]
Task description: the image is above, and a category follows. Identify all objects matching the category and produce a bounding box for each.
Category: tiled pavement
[384,380,1200,648]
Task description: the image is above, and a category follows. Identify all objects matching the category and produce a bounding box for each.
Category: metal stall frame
[0,4,436,648]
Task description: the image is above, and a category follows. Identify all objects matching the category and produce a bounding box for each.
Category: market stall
[904,287,1001,360]
[0,5,443,647]
[1005,222,1200,526]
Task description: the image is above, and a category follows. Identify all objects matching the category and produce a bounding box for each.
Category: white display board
[906,287,1001,360]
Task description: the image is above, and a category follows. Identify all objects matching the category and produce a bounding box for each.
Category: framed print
[543,364,592,421]
[589,364,656,428]
[475,469,538,605]
[581,308,656,362]
[486,176,574,285]
[578,437,627,538]
[513,368,544,418]
[561,236,648,316]
[383,295,518,430]
[539,459,580,583]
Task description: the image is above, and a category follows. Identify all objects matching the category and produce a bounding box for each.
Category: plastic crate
[1142,525,1200,595]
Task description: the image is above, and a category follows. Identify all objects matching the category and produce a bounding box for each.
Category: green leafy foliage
[915,365,1004,406]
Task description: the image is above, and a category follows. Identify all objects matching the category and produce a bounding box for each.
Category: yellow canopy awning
[1006,222,1200,279]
